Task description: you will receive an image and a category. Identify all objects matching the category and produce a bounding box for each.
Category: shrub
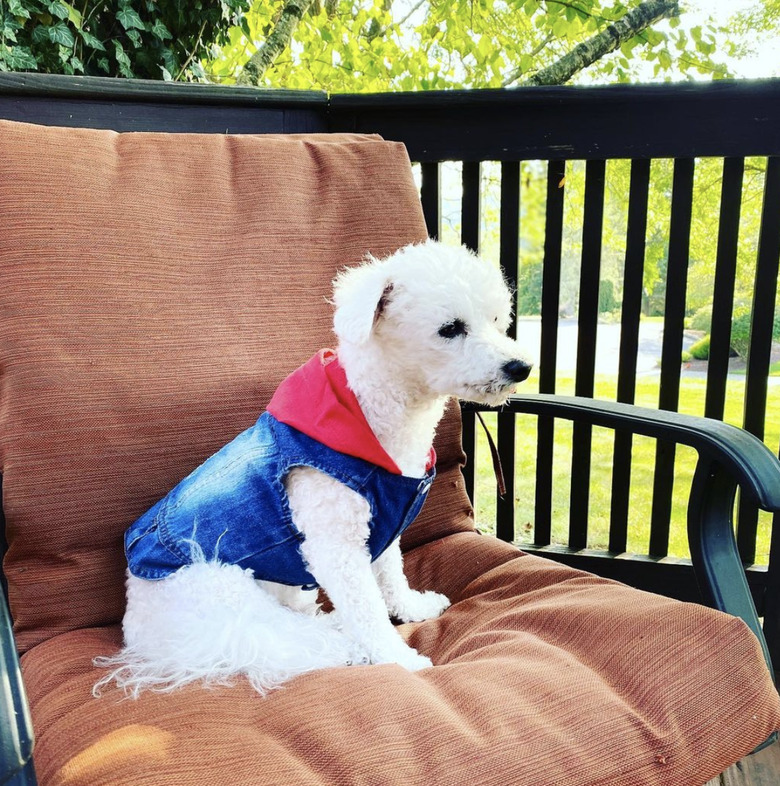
[730,308,752,358]
[689,305,712,333]
[516,258,543,315]
[0,0,246,80]
[598,279,616,314]
[727,308,780,359]
[688,335,710,360]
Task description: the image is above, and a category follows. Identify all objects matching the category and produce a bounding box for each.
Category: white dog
[94,240,531,697]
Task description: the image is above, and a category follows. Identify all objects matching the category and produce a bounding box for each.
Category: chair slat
[705,157,744,420]
[616,159,652,405]
[535,160,566,546]
[570,160,606,550]
[461,411,477,505]
[764,517,780,674]
[460,162,482,502]
[420,162,442,240]
[611,158,651,553]
[461,162,481,253]
[650,158,695,558]
[496,162,521,542]
[738,156,780,563]
[540,160,566,394]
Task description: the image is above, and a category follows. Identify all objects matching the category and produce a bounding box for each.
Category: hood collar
[267,349,436,476]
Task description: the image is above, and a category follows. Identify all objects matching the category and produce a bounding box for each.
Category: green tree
[210,0,732,90]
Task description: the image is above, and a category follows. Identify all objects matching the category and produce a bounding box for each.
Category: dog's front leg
[286,467,433,671]
[372,539,450,622]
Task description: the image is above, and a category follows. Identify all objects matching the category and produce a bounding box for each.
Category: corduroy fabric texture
[22,538,780,786]
[0,119,472,654]
[2,118,780,786]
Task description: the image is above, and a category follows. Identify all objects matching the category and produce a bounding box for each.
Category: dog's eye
[438,319,468,339]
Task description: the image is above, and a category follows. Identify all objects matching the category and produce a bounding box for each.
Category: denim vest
[125,412,435,588]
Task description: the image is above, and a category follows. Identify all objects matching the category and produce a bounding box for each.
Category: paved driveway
[517,318,692,376]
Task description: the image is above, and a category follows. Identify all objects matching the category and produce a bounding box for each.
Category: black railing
[329,81,780,627]
[2,73,780,651]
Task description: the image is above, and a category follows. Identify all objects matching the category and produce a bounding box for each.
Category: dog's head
[333,240,533,406]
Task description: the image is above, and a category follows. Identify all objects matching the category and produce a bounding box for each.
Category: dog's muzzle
[502,359,533,383]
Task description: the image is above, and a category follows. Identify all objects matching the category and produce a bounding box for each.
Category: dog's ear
[332,258,394,345]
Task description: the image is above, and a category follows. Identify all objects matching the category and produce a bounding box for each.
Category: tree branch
[176,19,208,81]
[523,0,680,86]
[502,33,556,87]
[238,0,316,86]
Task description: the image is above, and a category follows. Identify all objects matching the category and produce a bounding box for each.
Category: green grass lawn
[472,371,780,566]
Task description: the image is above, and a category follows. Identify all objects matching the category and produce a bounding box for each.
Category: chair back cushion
[0,119,473,652]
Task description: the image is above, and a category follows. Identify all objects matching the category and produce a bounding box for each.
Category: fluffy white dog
[94,240,531,697]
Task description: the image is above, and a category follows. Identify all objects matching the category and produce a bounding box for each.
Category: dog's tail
[93,561,359,698]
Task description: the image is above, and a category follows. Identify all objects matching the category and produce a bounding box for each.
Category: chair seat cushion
[22,534,780,786]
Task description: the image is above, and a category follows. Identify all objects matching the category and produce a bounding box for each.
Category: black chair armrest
[499,394,780,510]
[1,586,35,785]
[465,393,780,680]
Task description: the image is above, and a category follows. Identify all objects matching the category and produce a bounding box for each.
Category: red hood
[267,349,435,476]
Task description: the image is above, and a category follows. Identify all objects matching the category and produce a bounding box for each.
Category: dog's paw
[372,644,433,672]
[344,642,372,667]
[391,590,451,623]
[395,649,433,671]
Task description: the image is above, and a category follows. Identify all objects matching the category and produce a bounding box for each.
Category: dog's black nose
[502,359,532,383]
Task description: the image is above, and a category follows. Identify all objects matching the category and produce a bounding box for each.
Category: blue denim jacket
[125,412,435,588]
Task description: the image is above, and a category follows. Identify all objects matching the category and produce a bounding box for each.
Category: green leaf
[79,28,106,52]
[97,56,109,73]
[161,48,177,73]
[7,45,38,69]
[477,34,492,59]
[3,22,19,43]
[8,0,31,19]
[126,28,142,47]
[151,19,172,41]
[69,54,84,72]
[32,25,51,44]
[658,49,672,70]
[553,16,569,39]
[60,1,83,28]
[114,39,131,67]
[116,6,145,31]
[47,2,69,20]
[48,22,75,47]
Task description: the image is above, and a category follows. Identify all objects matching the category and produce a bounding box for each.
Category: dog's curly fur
[94,240,531,696]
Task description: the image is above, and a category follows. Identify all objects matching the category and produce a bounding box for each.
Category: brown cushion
[0,119,473,652]
[22,535,780,786]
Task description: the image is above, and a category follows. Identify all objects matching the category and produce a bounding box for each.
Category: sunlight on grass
[472,372,779,566]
